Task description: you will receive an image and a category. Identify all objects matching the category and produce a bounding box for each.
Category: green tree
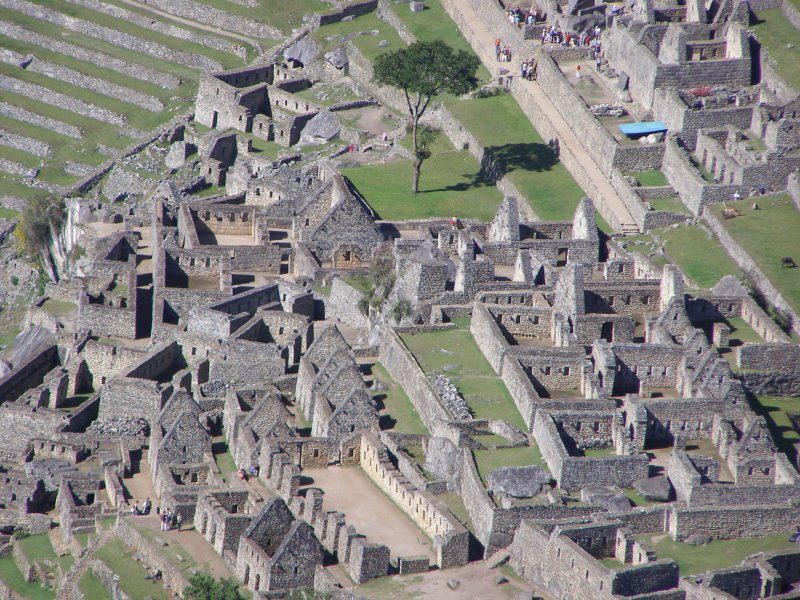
[374,41,480,192]
[14,194,65,282]
[184,573,244,600]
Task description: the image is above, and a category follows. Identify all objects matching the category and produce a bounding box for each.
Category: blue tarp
[618,121,668,137]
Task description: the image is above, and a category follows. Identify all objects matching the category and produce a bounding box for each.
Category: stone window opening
[304,218,310,226]
[643,295,650,305]
[533,316,540,324]
[191,473,198,483]
[543,366,551,375]
[563,367,570,376]
[313,449,319,458]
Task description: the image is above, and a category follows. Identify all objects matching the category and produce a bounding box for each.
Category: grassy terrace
[708,195,800,314]
[627,169,669,187]
[0,0,247,196]
[447,94,585,221]
[79,572,112,600]
[749,395,800,461]
[639,532,798,575]
[212,438,238,481]
[342,150,503,221]
[647,195,690,215]
[95,538,170,600]
[400,318,526,430]
[473,445,546,485]
[370,362,430,435]
[751,9,800,90]
[0,554,54,600]
[655,223,740,289]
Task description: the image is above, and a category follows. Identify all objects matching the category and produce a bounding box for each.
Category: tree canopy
[184,573,244,600]
[374,41,481,192]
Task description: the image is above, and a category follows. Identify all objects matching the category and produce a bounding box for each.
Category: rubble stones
[488,466,551,498]
[589,103,626,117]
[86,417,150,438]
[429,375,471,420]
[633,476,672,502]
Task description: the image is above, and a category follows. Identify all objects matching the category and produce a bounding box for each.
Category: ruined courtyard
[0,0,799,599]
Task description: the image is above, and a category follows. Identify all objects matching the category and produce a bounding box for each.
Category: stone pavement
[446,0,639,233]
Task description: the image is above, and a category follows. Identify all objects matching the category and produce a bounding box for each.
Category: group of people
[495,38,513,62]
[520,58,538,80]
[237,465,259,480]
[506,6,543,26]
[160,509,183,532]
[130,497,152,516]
[129,498,183,531]
[541,25,603,47]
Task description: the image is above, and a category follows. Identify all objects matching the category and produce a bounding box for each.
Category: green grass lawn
[447,93,585,220]
[400,320,526,429]
[311,9,405,63]
[95,538,170,600]
[371,362,430,435]
[0,555,54,600]
[342,150,503,221]
[79,571,112,600]
[647,195,690,215]
[748,395,800,461]
[641,532,798,575]
[473,445,546,485]
[708,195,800,314]
[628,169,669,187]
[213,439,238,481]
[0,207,20,220]
[42,299,77,316]
[655,223,740,289]
[259,0,332,32]
[751,9,800,90]
[18,534,58,564]
[726,316,763,344]
[437,492,473,531]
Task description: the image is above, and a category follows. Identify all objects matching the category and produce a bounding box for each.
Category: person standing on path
[576,63,582,79]
[495,38,501,61]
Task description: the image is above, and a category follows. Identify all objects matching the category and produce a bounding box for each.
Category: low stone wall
[319,0,379,25]
[116,519,189,596]
[11,542,34,584]
[0,101,81,139]
[704,209,799,334]
[135,0,279,39]
[500,355,539,431]
[667,503,800,541]
[377,0,416,44]
[64,0,248,58]
[378,328,452,433]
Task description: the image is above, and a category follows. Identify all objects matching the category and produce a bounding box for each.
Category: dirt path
[116,0,262,48]
[447,0,638,233]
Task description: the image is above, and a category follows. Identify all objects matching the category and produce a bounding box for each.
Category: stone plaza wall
[667,503,800,541]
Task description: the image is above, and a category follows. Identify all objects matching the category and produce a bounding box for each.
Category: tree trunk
[412,158,422,193]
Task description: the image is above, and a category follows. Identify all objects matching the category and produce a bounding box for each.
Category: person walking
[176,513,183,532]
[576,63,582,79]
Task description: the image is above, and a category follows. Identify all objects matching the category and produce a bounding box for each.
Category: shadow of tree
[421,142,559,194]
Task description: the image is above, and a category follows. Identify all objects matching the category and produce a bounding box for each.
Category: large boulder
[581,486,631,513]
[488,466,551,498]
[424,437,460,485]
[284,37,321,67]
[634,476,672,502]
[300,110,340,145]
[324,45,349,70]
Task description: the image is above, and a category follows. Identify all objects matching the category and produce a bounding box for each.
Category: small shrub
[390,299,411,323]
[10,275,18,286]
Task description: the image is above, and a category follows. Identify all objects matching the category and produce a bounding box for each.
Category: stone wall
[667,502,800,541]
[327,278,369,329]
[0,344,59,405]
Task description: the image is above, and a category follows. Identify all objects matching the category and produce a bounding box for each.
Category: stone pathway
[447,0,639,233]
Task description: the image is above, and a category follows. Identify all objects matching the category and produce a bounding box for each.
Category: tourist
[160,512,167,531]
[176,513,183,532]
[143,498,151,515]
[496,38,501,61]
[576,64,582,79]
[451,215,457,230]
[596,55,602,72]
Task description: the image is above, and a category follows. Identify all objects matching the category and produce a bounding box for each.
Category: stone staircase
[56,519,117,600]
